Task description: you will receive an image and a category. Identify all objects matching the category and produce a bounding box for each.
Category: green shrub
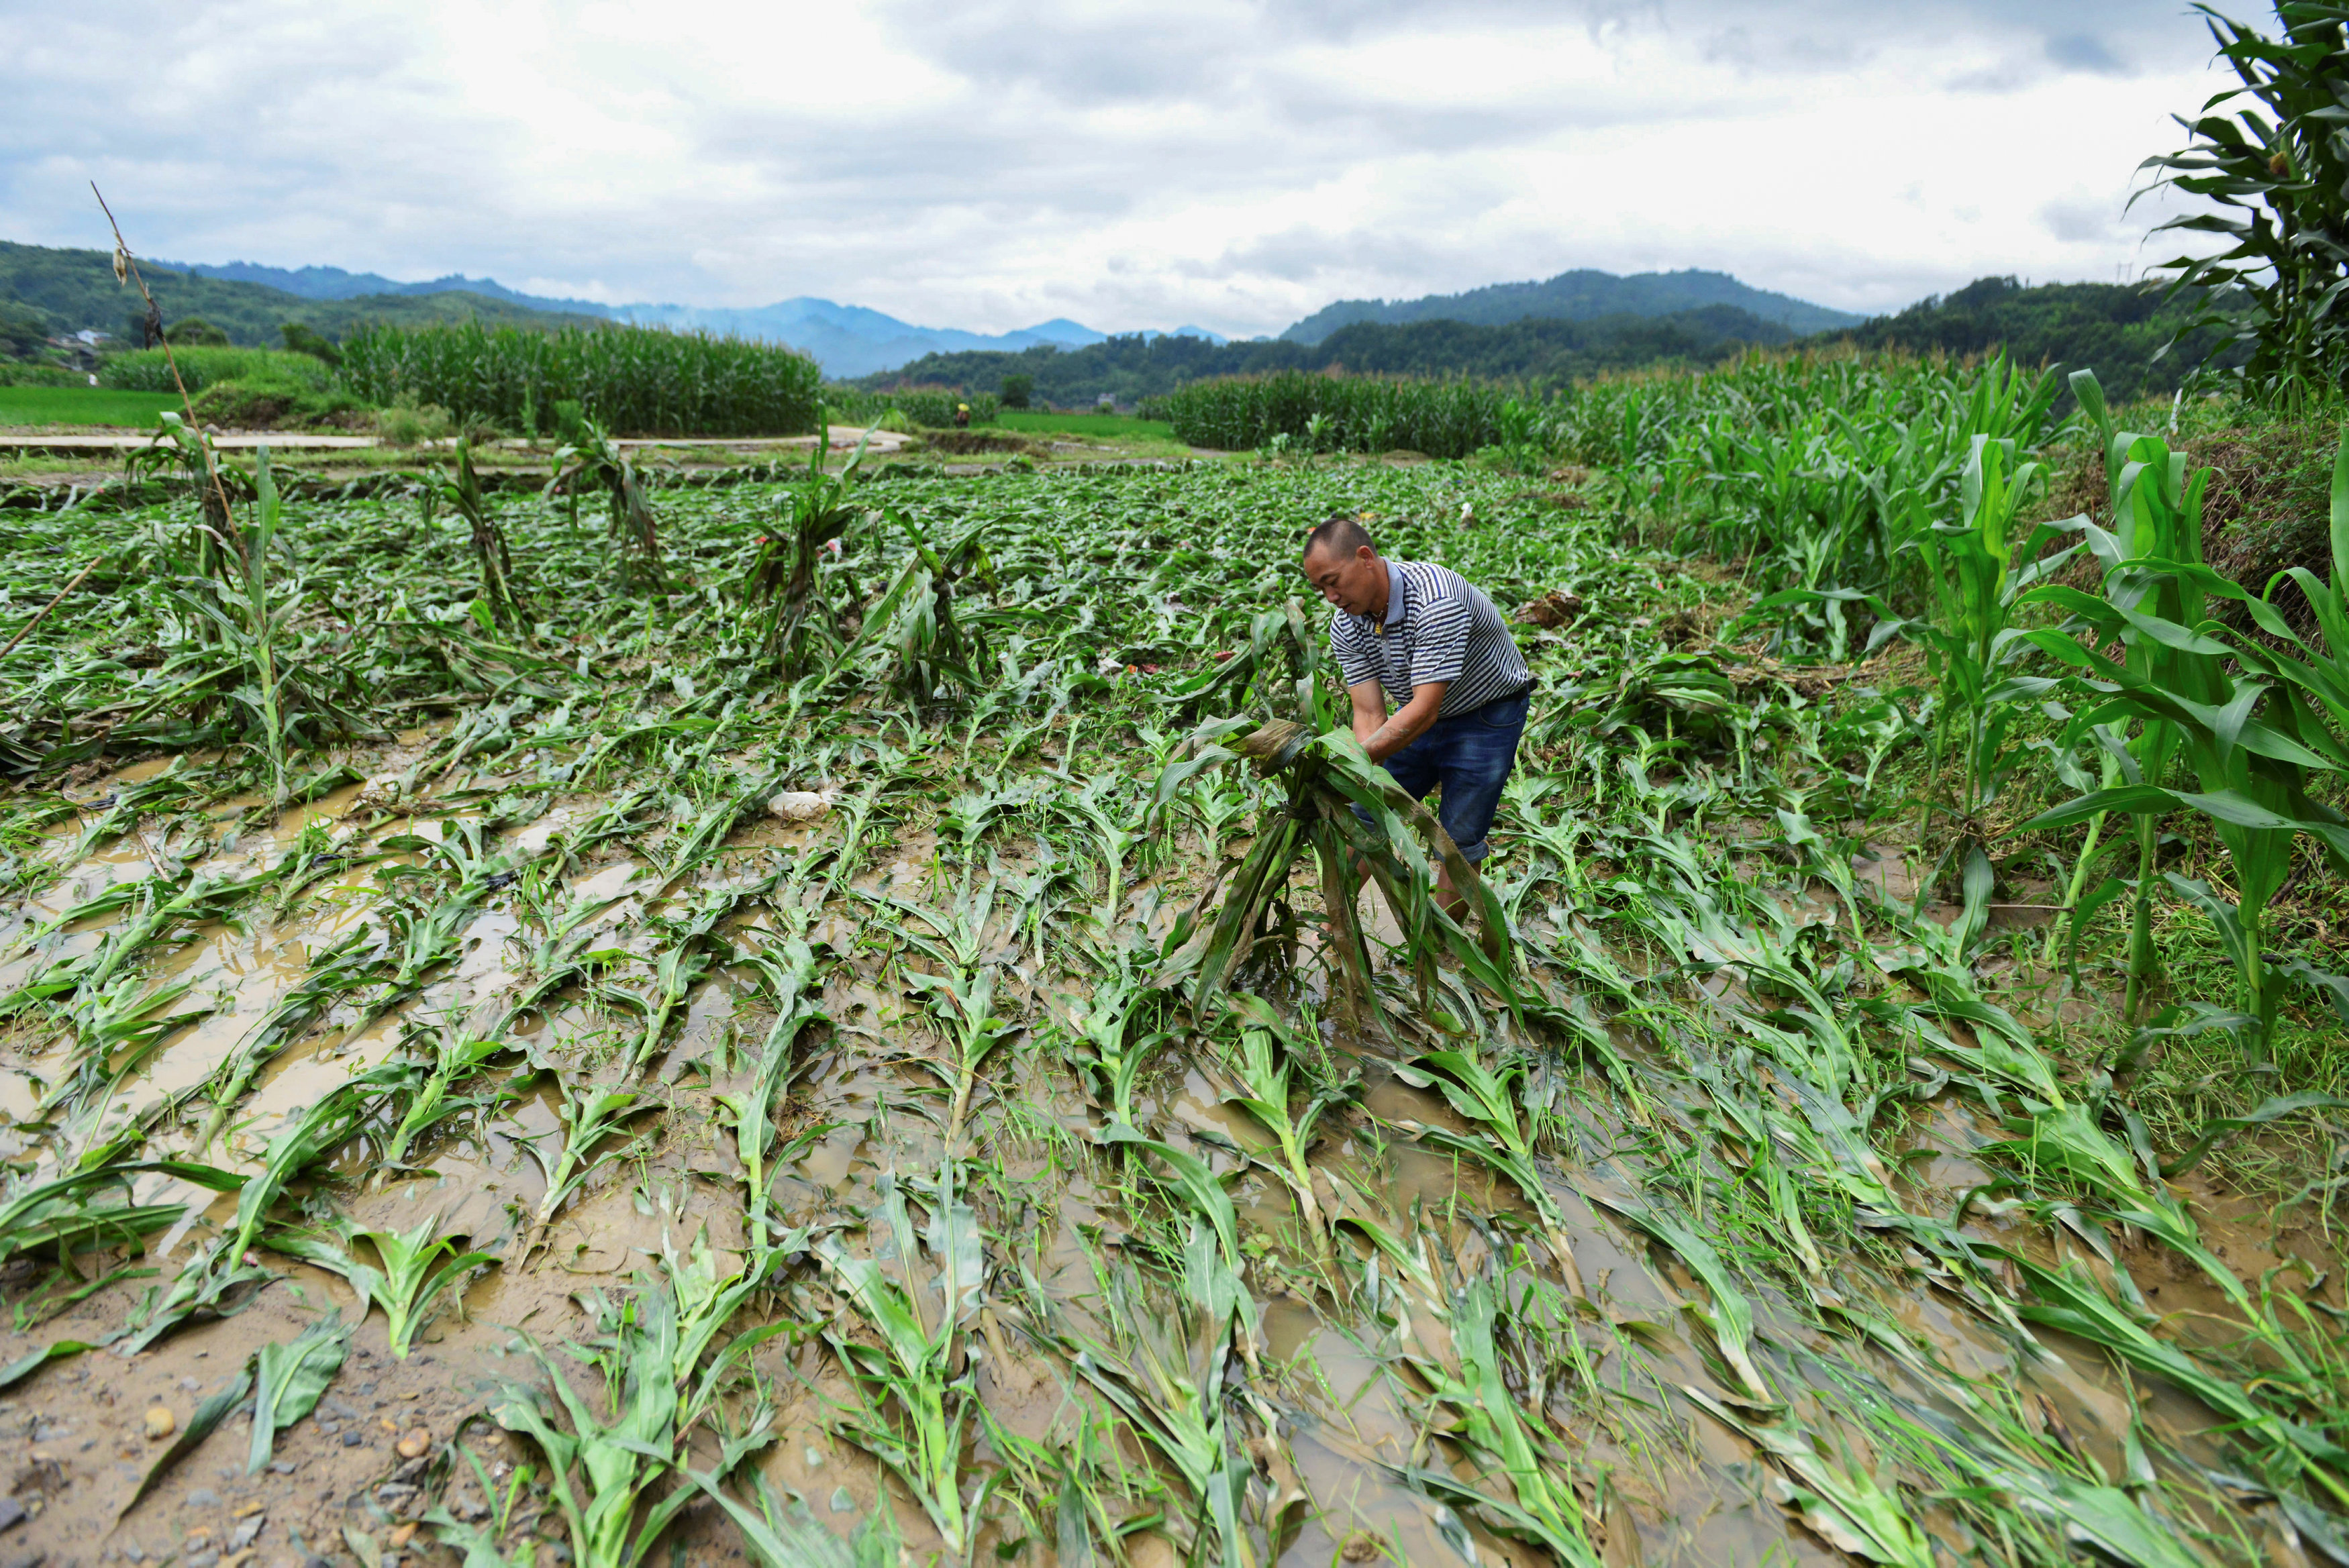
[0,362,88,389]
[280,322,341,366]
[377,402,456,447]
[163,317,231,347]
[187,374,365,430]
[1001,372,1034,409]
[99,347,334,395]
[337,321,820,437]
[1,304,53,362]
[1164,371,1505,459]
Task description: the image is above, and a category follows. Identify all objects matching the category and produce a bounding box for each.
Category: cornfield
[336,320,823,437]
[0,350,2344,1567]
[1166,370,1507,458]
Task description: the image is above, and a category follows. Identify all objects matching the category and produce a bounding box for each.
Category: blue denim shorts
[1358,689,1529,861]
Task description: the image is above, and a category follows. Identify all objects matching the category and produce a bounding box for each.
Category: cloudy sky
[1,0,2234,337]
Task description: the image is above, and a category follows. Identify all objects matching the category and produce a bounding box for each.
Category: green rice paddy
[0,385,180,428]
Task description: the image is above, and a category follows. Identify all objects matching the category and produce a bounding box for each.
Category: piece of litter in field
[768,791,828,823]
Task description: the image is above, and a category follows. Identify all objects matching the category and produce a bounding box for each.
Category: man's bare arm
[1346,679,1387,749]
[1362,681,1447,763]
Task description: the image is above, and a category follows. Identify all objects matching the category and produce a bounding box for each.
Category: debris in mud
[354,776,404,811]
[1517,588,1585,627]
[766,790,830,822]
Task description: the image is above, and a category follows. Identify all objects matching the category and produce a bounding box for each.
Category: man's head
[1301,513,1384,617]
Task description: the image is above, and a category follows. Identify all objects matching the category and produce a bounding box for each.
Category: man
[1300,513,1532,916]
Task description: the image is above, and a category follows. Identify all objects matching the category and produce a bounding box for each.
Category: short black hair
[1303,512,1374,560]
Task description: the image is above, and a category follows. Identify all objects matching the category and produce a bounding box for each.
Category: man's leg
[1428,692,1530,919]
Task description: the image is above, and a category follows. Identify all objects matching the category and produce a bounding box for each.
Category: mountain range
[13,244,1864,380]
[157,259,1230,377]
[1282,268,1863,343]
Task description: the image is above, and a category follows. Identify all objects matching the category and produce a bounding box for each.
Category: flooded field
[0,416,2342,1568]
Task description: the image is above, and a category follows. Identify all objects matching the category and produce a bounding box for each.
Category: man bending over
[1300,513,1532,917]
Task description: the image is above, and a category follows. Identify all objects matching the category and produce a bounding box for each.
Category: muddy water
[0,751,2334,1568]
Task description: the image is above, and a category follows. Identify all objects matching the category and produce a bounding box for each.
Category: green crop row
[337,321,821,438]
[826,385,1000,428]
[1164,370,1507,458]
[97,346,334,395]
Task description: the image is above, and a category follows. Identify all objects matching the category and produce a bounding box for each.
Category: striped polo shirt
[1328,558,1531,718]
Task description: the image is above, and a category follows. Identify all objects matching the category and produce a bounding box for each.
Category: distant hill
[154,258,618,317]
[1283,267,1862,344]
[109,256,1237,376]
[852,305,1794,408]
[0,242,606,347]
[1817,276,2243,401]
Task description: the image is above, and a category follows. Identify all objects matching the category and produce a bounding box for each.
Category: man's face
[1302,542,1383,617]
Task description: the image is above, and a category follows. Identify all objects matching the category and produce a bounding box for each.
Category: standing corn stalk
[740,421,872,675]
[549,413,662,594]
[93,187,245,575]
[1153,718,1513,1031]
[423,437,527,632]
[125,415,245,584]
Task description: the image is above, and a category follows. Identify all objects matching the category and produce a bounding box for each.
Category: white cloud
[0,0,2228,336]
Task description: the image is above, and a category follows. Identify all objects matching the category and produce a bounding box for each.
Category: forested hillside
[853,305,1793,405]
[1817,275,2242,400]
[1283,266,1861,342]
[0,242,603,347]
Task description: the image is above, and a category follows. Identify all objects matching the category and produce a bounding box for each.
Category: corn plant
[742,420,873,674]
[422,437,527,631]
[551,413,664,592]
[487,1260,779,1568]
[2138,3,2349,404]
[814,1164,995,1563]
[687,1472,901,1568]
[2015,387,2348,1049]
[121,1063,415,1353]
[150,448,357,806]
[526,1078,654,1246]
[1391,1275,1604,1568]
[379,1028,510,1170]
[123,411,242,578]
[1389,1047,1585,1296]
[1872,432,2082,815]
[839,513,992,711]
[1154,719,1513,1028]
[1066,1220,1264,1568]
[1212,999,1354,1247]
[1052,933,1174,1129]
[879,884,1017,1151]
[717,929,832,1247]
[270,1212,497,1357]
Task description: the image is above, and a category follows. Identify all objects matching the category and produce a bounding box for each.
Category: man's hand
[1352,679,1446,764]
